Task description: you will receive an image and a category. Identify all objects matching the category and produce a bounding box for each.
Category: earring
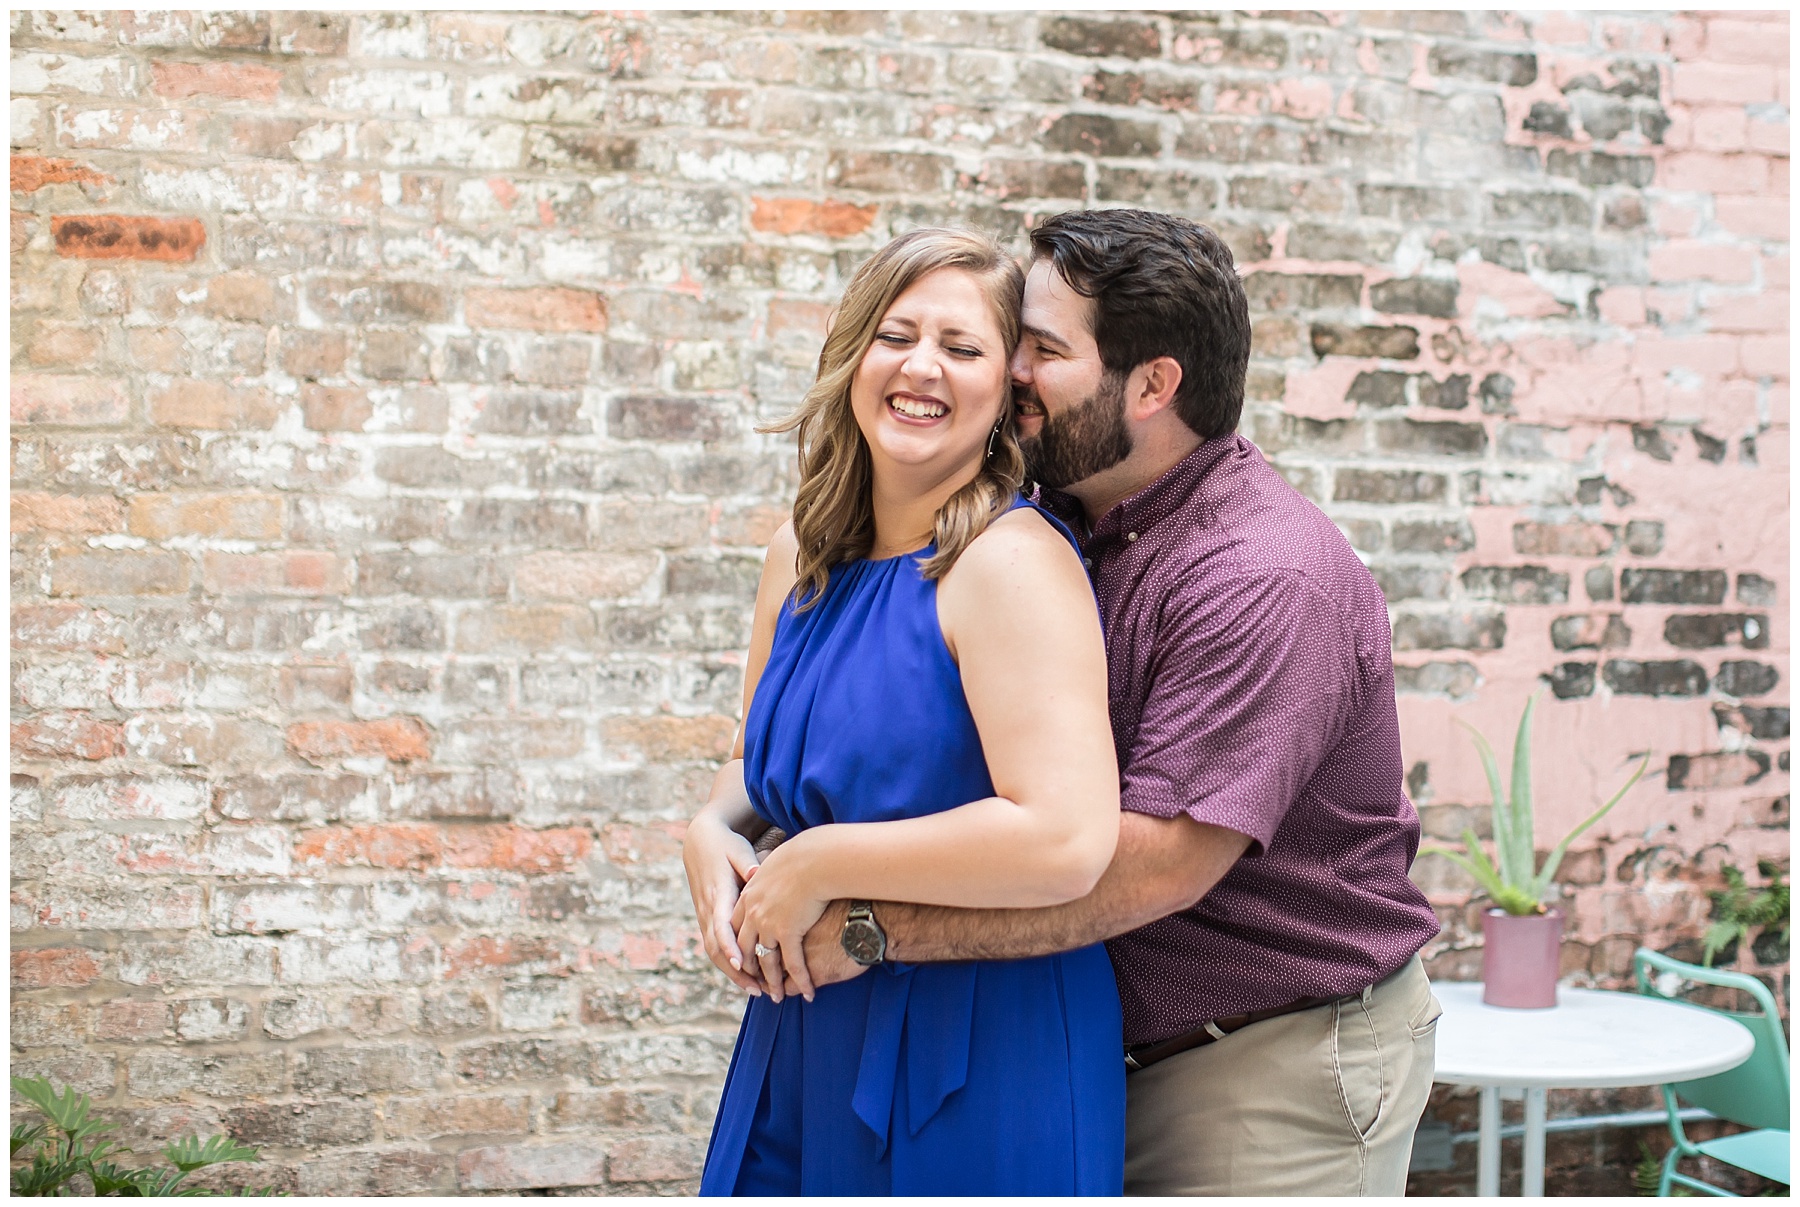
[986,419,1003,460]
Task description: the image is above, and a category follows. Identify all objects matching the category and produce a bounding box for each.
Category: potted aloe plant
[1424,693,1649,1008]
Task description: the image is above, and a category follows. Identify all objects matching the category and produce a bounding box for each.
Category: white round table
[1432,983,1755,1196]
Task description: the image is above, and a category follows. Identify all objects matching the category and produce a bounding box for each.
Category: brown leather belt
[1123,993,1350,1073]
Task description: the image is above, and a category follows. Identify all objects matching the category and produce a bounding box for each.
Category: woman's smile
[887,391,950,423]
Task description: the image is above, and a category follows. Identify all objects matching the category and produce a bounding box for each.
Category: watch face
[843,918,885,965]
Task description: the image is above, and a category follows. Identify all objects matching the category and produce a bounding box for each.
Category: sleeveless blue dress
[699,500,1125,1196]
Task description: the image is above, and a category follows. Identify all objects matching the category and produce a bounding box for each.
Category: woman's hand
[731,836,830,1003]
[682,811,766,996]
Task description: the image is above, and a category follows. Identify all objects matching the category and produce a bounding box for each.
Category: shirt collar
[1081,434,1243,550]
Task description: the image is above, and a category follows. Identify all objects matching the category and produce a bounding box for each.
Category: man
[750,209,1442,1195]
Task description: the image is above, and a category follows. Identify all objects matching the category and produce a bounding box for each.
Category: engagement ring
[754,943,777,959]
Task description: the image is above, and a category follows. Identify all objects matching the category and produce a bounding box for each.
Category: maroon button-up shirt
[1044,434,1441,1046]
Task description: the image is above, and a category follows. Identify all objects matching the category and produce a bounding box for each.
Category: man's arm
[796,810,1250,988]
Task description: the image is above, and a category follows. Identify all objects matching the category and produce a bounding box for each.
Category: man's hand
[782,899,870,996]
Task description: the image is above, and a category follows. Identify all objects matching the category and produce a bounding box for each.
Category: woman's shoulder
[943,503,1084,590]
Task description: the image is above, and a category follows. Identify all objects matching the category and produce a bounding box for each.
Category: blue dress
[700,500,1125,1196]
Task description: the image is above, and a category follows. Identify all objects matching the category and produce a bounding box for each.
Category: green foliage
[9,1077,277,1197]
[1633,1140,1695,1196]
[1703,861,1791,968]
[1422,693,1650,915]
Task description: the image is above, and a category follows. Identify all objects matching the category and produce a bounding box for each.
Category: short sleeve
[1119,569,1359,854]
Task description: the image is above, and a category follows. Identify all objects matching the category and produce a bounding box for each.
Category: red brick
[11,603,129,653]
[443,935,567,979]
[294,823,442,870]
[200,272,288,322]
[11,155,110,193]
[750,196,879,237]
[11,492,125,534]
[599,822,685,867]
[711,506,786,551]
[607,1136,706,1184]
[442,825,594,874]
[465,286,607,333]
[25,321,105,368]
[13,946,103,989]
[458,1140,607,1192]
[288,718,431,764]
[511,551,657,600]
[53,214,205,262]
[14,713,125,760]
[149,59,283,102]
[601,714,736,762]
[49,548,190,596]
[129,492,284,540]
[149,380,280,430]
[201,551,349,596]
[301,385,372,431]
[385,1094,531,1139]
[12,374,130,426]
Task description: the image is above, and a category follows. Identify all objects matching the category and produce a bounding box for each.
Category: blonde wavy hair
[764,227,1027,608]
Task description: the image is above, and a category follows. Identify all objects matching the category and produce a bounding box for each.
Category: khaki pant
[1124,955,1440,1196]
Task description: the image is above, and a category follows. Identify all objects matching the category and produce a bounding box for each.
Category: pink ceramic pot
[1481,907,1562,1008]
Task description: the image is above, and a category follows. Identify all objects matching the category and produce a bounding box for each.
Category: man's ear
[1126,356,1184,421]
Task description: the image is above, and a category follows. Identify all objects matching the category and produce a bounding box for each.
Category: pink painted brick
[1531,13,1592,45]
[1672,61,1777,105]
[1596,287,1646,326]
[1653,201,1700,237]
[1704,291,1789,333]
[1689,106,1748,152]
[1660,151,1770,193]
[1667,15,1706,59]
[1716,195,1789,239]
[1747,118,1788,154]
[1648,241,1757,284]
[1632,334,1742,378]
[1739,335,1790,378]
[1763,256,1790,289]
[1706,18,1792,65]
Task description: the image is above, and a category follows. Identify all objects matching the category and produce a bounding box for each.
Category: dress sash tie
[852,962,978,1155]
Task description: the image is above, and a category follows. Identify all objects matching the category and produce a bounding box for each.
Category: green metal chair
[1633,947,1790,1196]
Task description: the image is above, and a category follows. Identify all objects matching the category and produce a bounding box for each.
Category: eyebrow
[1022,322,1072,352]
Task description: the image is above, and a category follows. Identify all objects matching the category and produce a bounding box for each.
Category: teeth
[890,396,946,419]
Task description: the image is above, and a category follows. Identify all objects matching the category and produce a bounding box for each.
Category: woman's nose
[902,340,943,381]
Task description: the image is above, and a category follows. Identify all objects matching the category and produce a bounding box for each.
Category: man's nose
[1009,346,1032,385]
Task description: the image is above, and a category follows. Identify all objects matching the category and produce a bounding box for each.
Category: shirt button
[1126,532,1138,542]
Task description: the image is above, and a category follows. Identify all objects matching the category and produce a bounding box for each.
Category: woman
[681,228,1123,1195]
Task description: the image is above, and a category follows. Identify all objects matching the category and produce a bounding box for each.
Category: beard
[1019,370,1134,489]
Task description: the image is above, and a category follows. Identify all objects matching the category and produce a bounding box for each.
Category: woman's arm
[733,508,1120,996]
[681,522,799,994]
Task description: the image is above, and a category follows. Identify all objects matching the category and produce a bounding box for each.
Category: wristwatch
[841,901,887,966]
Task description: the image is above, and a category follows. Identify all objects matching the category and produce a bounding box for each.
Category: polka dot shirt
[1042,434,1442,1047]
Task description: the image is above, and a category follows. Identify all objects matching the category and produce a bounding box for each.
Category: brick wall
[10,9,1787,1195]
